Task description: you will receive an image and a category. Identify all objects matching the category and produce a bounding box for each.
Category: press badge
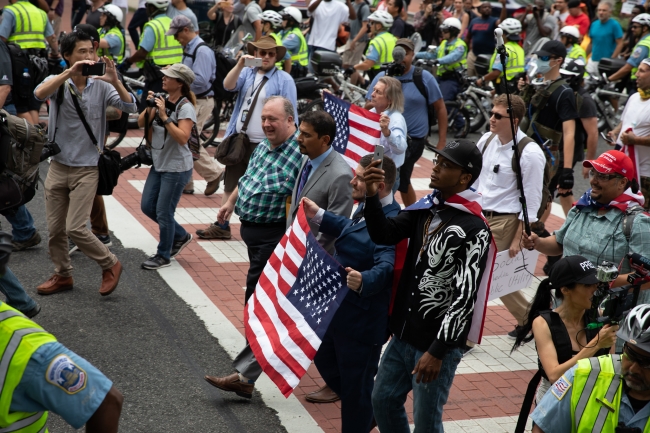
[241,109,249,123]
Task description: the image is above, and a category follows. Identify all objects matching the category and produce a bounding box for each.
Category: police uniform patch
[45,354,87,394]
[551,375,572,400]
[633,47,643,58]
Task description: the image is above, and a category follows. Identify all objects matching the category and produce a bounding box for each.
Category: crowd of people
[3,0,650,431]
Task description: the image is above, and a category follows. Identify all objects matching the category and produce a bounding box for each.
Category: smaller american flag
[323,92,382,169]
[245,203,349,397]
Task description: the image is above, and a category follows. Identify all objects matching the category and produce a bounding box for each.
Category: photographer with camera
[33,29,137,297]
[530,304,650,433]
[137,64,196,270]
[519,0,557,55]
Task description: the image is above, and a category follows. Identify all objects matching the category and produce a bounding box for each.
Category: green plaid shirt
[235,132,302,223]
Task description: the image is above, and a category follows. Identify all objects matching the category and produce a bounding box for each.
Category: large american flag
[323,92,382,169]
[245,202,349,397]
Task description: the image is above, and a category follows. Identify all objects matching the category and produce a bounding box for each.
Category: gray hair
[597,1,612,10]
[377,76,405,113]
[264,96,295,120]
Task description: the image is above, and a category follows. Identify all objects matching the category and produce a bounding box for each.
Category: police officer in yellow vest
[280,7,308,78]
[97,5,125,63]
[609,13,650,93]
[349,10,396,86]
[475,18,525,95]
[260,10,292,73]
[118,0,182,108]
[0,0,62,125]
[560,26,586,64]
[531,303,650,433]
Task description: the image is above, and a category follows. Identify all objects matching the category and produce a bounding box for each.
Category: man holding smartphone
[33,30,137,297]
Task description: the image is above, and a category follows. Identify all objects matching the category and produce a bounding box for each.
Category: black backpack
[183,42,237,101]
[403,22,415,38]
[6,42,49,101]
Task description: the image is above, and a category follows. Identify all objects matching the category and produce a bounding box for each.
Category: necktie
[351,204,364,226]
[297,161,312,197]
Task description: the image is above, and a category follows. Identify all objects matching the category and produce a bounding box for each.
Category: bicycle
[585,74,628,134]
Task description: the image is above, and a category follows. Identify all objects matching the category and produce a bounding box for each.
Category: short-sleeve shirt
[529,81,579,151]
[467,16,498,55]
[523,12,558,54]
[589,18,623,61]
[307,0,350,51]
[103,33,123,59]
[390,16,406,38]
[366,67,443,138]
[45,0,63,16]
[85,7,103,29]
[0,2,54,40]
[350,1,370,42]
[138,14,168,52]
[564,12,590,36]
[167,5,200,32]
[574,88,597,161]
[628,34,650,69]
[0,40,13,106]
[10,341,113,430]
[151,98,196,172]
[242,2,263,40]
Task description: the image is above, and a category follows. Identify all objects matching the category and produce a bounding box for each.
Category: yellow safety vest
[571,355,650,433]
[436,37,468,76]
[5,1,47,50]
[632,35,650,80]
[269,32,286,69]
[488,41,525,82]
[0,303,57,432]
[98,27,125,63]
[141,15,183,66]
[368,31,397,70]
[567,43,586,63]
[282,27,308,67]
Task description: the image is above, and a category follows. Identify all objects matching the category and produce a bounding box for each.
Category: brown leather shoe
[305,384,340,403]
[204,373,254,398]
[204,172,224,196]
[100,260,122,296]
[37,275,73,295]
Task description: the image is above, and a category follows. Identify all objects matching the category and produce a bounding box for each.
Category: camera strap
[67,83,100,154]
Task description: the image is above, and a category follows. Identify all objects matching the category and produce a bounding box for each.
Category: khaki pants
[342,40,367,67]
[486,213,530,326]
[186,98,225,189]
[45,161,117,277]
[467,51,478,79]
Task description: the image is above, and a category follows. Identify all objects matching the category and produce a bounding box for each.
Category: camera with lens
[597,261,619,286]
[120,144,153,172]
[40,141,61,162]
[385,62,406,77]
[146,92,167,108]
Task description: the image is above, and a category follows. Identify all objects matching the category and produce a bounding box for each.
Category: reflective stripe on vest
[5,2,47,50]
[368,32,397,70]
[436,37,468,76]
[0,304,57,432]
[488,41,525,82]
[632,35,650,80]
[142,16,183,66]
[98,27,125,63]
[271,33,285,69]
[284,28,308,66]
[567,44,586,62]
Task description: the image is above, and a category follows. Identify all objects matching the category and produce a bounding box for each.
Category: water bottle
[21,68,31,88]
[59,59,66,69]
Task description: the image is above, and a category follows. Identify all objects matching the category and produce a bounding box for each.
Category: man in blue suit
[302,154,400,433]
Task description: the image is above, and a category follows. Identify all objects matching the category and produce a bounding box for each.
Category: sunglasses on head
[258,50,276,58]
[489,111,510,120]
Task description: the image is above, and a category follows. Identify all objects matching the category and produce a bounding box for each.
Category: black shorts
[397,136,427,193]
[13,94,42,114]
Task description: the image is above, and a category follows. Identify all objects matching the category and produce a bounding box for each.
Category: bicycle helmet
[145,0,169,11]
[559,25,580,43]
[632,12,650,27]
[498,18,522,35]
[99,4,124,24]
[281,6,303,25]
[368,10,394,28]
[440,17,462,31]
[618,304,650,352]
[261,10,283,29]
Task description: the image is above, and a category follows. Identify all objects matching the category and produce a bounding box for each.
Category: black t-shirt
[531,80,580,152]
[573,87,597,162]
[627,393,650,414]
[0,40,13,106]
[213,12,242,47]
[390,16,406,38]
[86,8,102,29]
[263,2,284,12]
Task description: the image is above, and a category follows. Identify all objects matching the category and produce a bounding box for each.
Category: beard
[624,373,650,391]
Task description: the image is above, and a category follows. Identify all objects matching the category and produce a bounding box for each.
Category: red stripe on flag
[348,134,376,154]
[349,118,381,138]
[267,251,292,294]
[350,103,382,122]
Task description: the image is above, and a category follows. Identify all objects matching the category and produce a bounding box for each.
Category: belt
[240,219,286,228]
[483,211,517,218]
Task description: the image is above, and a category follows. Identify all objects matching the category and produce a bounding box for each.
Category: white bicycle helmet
[632,13,650,27]
[440,17,462,31]
[559,25,580,40]
[368,10,394,28]
[261,10,283,28]
[281,6,303,25]
[618,304,650,352]
[99,4,124,23]
[498,18,522,35]
[145,0,169,10]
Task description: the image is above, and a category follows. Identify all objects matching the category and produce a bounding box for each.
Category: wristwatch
[164,118,173,125]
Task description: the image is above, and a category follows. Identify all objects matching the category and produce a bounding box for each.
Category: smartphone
[601,131,615,143]
[82,62,106,76]
[372,145,384,170]
[244,58,263,67]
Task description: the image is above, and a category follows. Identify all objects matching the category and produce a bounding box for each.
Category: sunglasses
[588,169,622,182]
[624,343,650,369]
[537,55,557,61]
[258,50,277,58]
[489,111,510,120]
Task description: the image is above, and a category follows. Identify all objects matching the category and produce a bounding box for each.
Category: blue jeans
[0,267,37,312]
[372,337,463,433]
[437,77,465,129]
[140,166,192,260]
[5,205,37,243]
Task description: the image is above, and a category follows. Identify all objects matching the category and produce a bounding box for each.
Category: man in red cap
[522,150,650,293]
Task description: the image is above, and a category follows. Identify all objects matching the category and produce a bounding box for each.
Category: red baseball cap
[582,150,635,181]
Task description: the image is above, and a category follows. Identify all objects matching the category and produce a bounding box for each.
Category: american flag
[245,202,349,397]
[323,92,382,169]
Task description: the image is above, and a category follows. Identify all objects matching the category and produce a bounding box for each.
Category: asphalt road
[3,163,287,433]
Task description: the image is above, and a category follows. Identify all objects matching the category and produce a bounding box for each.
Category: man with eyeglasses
[530,304,650,433]
[474,94,546,339]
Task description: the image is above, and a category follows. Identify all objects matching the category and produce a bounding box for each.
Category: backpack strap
[412,67,429,107]
[538,309,574,379]
[480,133,497,155]
[182,42,208,63]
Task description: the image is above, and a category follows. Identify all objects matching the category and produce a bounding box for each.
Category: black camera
[382,62,406,77]
[40,141,61,162]
[532,5,538,11]
[146,92,167,108]
[120,144,153,172]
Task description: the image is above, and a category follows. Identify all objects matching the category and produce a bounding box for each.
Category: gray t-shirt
[151,98,196,172]
[242,2,262,40]
[350,1,370,43]
[167,5,200,32]
[524,12,558,54]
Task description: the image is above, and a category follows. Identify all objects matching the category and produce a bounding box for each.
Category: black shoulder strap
[183,42,208,63]
[68,83,99,150]
[511,136,535,173]
[515,369,543,433]
[539,310,574,368]
[412,67,429,107]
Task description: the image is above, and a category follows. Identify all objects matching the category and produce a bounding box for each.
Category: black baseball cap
[534,40,567,58]
[74,24,100,44]
[431,139,482,182]
[549,255,599,288]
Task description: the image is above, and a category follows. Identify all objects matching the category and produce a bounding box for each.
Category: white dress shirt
[474,129,546,222]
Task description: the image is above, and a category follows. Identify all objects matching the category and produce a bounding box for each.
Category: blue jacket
[319,198,401,345]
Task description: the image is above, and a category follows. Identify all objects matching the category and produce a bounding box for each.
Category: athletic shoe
[196,223,231,240]
[12,230,41,251]
[171,233,192,258]
[141,254,171,270]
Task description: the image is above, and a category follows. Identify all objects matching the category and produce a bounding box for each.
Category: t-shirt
[366,67,443,138]
[308,0,350,51]
[103,33,122,59]
[350,1,370,42]
[574,87,597,162]
[553,9,569,25]
[628,34,650,69]
[524,12,559,54]
[151,97,196,172]
[242,2,263,40]
[390,16,405,38]
[0,40,13,107]
[235,72,267,143]
[85,7,102,29]
[618,93,650,177]
[46,0,63,16]
[565,13,590,36]
[468,16,498,55]
[589,18,623,61]
[529,80,579,152]
[167,5,199,32]
[263,3,285,13]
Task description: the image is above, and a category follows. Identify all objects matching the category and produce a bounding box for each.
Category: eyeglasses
[489,111,510,120]
[537,55,557,61]
[258,50,277,58]
[432,157,462,170]
[623,343,650,369]
[588,169,622,182]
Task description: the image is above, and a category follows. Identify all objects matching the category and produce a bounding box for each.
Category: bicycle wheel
[299,99,324,114]
[465,98,486,133]
[446,101,470,139]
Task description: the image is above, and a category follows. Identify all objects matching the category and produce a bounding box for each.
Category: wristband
[164,118,173,125]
